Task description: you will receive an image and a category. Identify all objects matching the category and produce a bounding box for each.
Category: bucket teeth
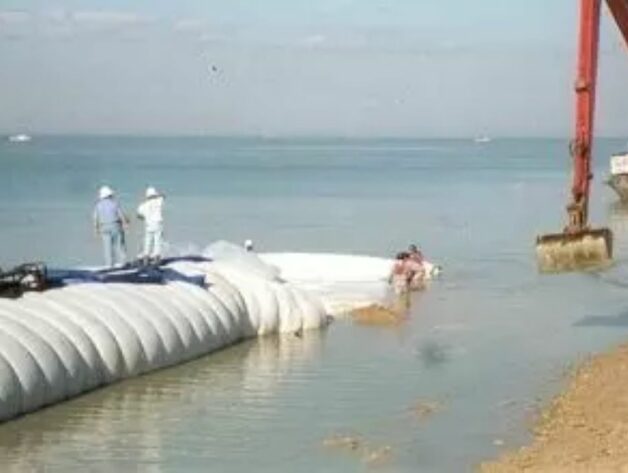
[536,228,613,273]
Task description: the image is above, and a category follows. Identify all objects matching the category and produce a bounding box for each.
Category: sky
[0,0,627,137]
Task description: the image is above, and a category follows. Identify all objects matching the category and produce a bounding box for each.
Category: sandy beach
[480,342,628,472]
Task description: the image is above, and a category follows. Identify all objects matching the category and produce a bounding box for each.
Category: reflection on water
[609,201,628,248]
[590,203,628,289]
[0,332,326,473]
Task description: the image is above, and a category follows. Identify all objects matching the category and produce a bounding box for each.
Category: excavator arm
[568,0,628,232]
[567,0,600,233]
[606,0,628,46]
[536,0,628,273]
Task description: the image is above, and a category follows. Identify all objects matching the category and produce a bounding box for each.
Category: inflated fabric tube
[260,252,441,315]
[0,260,327,423]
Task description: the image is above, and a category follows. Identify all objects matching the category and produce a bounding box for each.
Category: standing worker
[93,185,129,268]
[137,186,165,264]
[388,252,413,311]
[407,243,426,287]
[408,244,424,265]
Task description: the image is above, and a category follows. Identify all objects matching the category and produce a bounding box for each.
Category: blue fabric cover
[47,256,211,288]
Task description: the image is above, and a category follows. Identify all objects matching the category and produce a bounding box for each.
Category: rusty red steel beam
[606,0,628,47]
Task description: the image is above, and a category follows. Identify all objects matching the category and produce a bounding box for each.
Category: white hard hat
[244,239,254,250]
[145,186,158,198]
[99,185,114,199]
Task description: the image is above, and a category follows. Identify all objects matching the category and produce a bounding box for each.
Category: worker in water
[408,244,424,264]
[137,187,164,262]
[137,186,165,264]
[407,244,426,288]
[244,239,254,252]
[388,252,414,310]
[93,185,129,268]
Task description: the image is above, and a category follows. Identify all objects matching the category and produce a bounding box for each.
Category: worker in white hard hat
[244,239,254,252]
[93,185,129,268]
[137,186,165,264]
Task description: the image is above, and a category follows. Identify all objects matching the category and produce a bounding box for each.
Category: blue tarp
[47,256,212,289]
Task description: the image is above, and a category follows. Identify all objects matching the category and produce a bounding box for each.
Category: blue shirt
[94,198,124,228]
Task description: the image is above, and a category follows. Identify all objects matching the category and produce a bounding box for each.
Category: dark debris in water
[415,340,450,368]
[574,311,628,327]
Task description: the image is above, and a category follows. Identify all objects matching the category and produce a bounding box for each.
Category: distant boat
[8,134,32,143]
[473,136,491,144]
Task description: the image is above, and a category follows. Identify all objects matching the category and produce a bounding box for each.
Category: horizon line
[2,131,627,140]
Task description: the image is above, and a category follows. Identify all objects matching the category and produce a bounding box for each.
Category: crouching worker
[137,186,165,264]
[93,185,129,268]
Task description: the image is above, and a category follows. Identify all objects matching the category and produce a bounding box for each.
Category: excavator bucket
[536,227,613,273]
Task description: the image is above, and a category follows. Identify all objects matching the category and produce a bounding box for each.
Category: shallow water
[2,137,628,471]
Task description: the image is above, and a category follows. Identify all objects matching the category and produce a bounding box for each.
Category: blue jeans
[101,224,126,268]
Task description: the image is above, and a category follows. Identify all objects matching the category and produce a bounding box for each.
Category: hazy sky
[0,0,627,137]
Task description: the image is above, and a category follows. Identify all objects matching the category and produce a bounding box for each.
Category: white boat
[473,136,491,144]
[8,133,32,143]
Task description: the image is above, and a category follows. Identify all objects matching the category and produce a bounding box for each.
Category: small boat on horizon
[473,136,491,144]
[7,133,32,143]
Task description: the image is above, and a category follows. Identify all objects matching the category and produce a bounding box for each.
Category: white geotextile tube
[260,253,439,283]
[259,253,441,315]
[0,260,327,423]
[259,253,393,315]
[0,333,325,473]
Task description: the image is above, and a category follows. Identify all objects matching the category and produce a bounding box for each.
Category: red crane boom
[536,0,628,273]
[606,0,628,45]
[567,0,601,232]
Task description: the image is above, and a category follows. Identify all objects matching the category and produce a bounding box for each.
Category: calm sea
[1,136,628,472]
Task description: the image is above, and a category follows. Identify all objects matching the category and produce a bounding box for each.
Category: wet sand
[480,342,628,472]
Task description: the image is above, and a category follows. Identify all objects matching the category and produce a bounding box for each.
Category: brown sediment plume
[408,399,443,421]
[479,343,628,472]
[361,445,393,467]
[322,433,362,451]
[350,304,406,326]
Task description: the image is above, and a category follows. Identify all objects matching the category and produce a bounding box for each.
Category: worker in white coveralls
[137,186,165,263]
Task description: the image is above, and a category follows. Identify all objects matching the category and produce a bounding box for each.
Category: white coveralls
[137,196,164,259]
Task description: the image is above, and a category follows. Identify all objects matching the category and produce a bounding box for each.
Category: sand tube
[0,334,325,473]
[0,244,437,422]
[0,258,326,423]
[260,253,440,315]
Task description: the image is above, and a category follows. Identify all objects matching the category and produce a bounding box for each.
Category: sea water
[2,136,628,472]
